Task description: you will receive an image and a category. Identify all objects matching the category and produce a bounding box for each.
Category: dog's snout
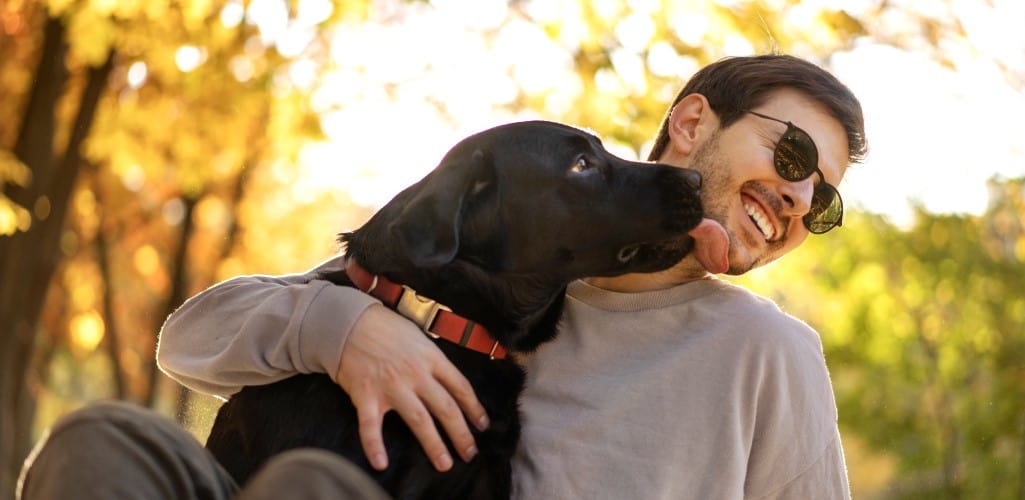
[681,169,701,191]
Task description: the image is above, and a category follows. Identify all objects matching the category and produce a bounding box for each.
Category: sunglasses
[747,110,844,234]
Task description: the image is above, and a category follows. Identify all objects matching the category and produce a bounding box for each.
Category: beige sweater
[158,256,849,499]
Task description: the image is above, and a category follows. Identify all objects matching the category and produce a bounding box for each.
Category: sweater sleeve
[753,430,850,500]
[740,308,851,500]
[156,256,379,398]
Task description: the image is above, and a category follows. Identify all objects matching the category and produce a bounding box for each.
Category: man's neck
[584,257,712,293]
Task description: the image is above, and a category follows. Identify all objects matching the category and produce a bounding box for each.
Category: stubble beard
[685,130,784,276]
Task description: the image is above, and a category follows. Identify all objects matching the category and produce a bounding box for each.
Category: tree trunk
[94,171,127,400]
[0,16,113,497]
[0,17,68,498]
[144,195,198,408]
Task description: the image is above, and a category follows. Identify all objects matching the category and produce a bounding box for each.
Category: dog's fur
[204,121,704,499]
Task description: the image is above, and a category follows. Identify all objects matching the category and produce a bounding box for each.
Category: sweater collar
[568,276,729,312]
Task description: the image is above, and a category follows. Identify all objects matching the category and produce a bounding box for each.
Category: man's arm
[749,431,850,500]
[156,257,366,396]
[741,316,852,500]
[157,256,487,471]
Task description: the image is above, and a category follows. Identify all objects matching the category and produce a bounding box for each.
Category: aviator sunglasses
[747,110,844,234]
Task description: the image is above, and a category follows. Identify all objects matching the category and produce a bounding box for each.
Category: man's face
[686,89,849,274]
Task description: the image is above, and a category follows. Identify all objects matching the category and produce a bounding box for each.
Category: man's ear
[666,94,716,159]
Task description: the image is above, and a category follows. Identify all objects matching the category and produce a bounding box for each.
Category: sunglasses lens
[804,184,843,234]
[774,127,818,181]
[749,110,845,235]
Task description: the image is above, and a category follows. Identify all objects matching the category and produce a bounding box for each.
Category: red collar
[345,259,507,360]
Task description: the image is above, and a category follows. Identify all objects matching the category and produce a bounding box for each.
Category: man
[19,54,866,499]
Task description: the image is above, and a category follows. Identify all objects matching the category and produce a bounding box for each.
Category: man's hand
[336,303,489,472]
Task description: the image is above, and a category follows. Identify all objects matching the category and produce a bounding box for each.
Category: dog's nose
[681,169,702,191]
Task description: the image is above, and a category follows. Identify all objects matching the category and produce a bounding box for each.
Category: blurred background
[1,0,1023,498]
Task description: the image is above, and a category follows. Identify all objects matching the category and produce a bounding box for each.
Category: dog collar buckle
[345,258,507,360]
[395,286,449,336]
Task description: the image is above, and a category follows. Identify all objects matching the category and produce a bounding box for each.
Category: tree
[3,0,1020,497]
[0,0,372,494]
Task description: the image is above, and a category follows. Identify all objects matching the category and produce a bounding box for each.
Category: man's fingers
[391,389,454,472]
[419,381,479,464]
[356,403,389,471]
[434,359,490,432]
[339,304,491,472]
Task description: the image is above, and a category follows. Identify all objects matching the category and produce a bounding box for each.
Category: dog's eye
[570,156,591,173]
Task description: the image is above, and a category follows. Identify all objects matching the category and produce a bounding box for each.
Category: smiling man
[606,84,855,290]
[20,54,867,500]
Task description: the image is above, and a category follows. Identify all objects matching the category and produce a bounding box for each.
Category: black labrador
[204,120,704,499]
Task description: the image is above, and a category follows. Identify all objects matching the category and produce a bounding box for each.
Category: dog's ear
[388,149,490,268]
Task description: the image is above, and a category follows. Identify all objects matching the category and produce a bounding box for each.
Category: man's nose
[778,176,816,218]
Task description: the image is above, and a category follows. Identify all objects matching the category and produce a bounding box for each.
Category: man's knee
[19,401,236,500]
[32,400,178,455]
[52,400,158,433]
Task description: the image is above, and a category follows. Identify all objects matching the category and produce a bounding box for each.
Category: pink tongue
[687,218,730,274]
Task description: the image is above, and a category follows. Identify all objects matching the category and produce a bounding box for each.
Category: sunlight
[69,311,105,354]
[610,12,651,52]
[299,2,581,208]
[291,0,1025,228]
[174,45,206,73]
[0,199,30,235]
[668,8,709,47]
[297,0,334,26]
[610,48,649,95]
[432,0,507,30]
[832,43,1025,227]
[247,0,289,46]
[133,245,161,276]
[219,0,245,28]
[229,55,255,82]
[126,61,147,89]
[646,41,699,79]
[494,20,572,96]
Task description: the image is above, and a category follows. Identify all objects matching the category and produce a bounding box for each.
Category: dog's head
[348,120,703,282]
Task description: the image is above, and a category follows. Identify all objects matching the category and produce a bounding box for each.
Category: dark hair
[647,54,868,165]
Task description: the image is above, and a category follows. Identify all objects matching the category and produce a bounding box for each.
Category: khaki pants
[18,401,389,500]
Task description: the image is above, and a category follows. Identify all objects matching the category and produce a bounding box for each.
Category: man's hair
[647,54,868,165]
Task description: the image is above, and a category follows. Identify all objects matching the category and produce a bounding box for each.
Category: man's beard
[686,130,785,275]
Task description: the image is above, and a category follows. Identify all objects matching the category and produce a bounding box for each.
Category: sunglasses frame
[747,110,844,234]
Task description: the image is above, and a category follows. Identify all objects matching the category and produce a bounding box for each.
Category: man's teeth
[744,203,775,240]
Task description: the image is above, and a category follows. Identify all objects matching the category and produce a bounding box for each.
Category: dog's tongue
[688,218,730,274]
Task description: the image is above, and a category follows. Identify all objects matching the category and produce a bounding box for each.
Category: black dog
[204,121,704,498]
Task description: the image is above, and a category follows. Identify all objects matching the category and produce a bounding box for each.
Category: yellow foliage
[69,310,105,354]
[0,149,33,235]
[63,263,100,310]
[133,244,161,277]
[0,148,32,185]
[143,0,169,22]
[0,197,33,235]
[4,2,1013,497]
[66,5,114,65]
[44,0,76,16]
[182,0,215,31]
[88,0,119,17]
[195,195,230,231]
